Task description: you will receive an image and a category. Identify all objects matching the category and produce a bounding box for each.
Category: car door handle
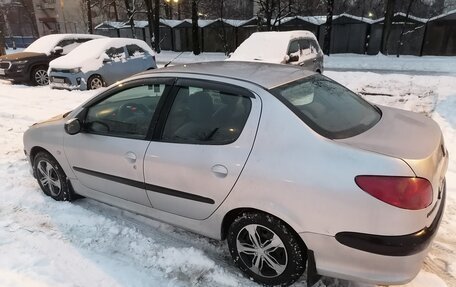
[125,152,137,163]
[211,164,228,178]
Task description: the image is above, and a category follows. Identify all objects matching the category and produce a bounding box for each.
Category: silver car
[23,62,448,286]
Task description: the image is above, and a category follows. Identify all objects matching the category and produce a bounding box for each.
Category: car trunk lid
[338,105,448,214]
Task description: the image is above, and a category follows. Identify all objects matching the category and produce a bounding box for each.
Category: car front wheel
[227,212,307,286]
[33,151,73,201]
[31,66,49,86]
[87,74,105,90]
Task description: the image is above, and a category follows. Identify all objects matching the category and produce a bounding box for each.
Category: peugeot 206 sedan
[23,62,448,286]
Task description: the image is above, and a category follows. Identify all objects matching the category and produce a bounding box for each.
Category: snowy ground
[0,67,455,287]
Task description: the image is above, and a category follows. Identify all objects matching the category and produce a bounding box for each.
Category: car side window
[127,44,147,57]
[56,39,79,54]
[85,84,167,139]
[106,46,126,61]
[288,40,300,55]
[162,86,252,144]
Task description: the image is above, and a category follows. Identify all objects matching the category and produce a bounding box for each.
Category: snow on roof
[160,19,191,28]
[229,30,317,64]
[24,34,104,55]
[49,38,153,71]
[372,12,427,24]
[94,21,124,29]
[334,13,375,24]
[429,8,456,21]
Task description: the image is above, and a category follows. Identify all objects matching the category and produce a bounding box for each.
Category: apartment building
[32,0,86,35]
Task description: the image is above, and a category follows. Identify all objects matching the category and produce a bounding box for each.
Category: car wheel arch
[220,207,308,250]
[30,146,52,167]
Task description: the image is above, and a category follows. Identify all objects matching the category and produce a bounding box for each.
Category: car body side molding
[335,180,446,257]
[72,166,215,204]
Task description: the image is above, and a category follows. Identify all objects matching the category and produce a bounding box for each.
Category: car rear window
[271,75,381,139]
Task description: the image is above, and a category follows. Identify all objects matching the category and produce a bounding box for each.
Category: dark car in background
[0,34,104,86]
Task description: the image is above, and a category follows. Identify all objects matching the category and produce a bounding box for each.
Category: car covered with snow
[228,31,324,73]
[48,38,157,91]
[23,61,448,286]
[0,34,104,86]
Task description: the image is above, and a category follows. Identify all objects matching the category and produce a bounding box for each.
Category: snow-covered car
[23,62,448,287]
[228,31,324,73]
[0,34,104,85]
[48,38,157,90]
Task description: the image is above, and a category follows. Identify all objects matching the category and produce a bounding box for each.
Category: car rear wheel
[88,75,105,90]
[31,66,49,86]
[227,212,306,286]
[33,151,74,201]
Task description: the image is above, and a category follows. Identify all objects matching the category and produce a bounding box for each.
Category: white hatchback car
[24,62,447,286]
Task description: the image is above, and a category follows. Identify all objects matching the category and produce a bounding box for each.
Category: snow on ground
[0,68,455,287]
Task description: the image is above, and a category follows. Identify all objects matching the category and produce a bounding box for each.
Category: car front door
[99,46,130,84]
[143,79,261,219]
[64,79,171,206]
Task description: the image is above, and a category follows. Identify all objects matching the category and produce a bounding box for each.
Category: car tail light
[355,176,433,210]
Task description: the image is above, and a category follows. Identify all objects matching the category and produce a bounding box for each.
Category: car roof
[141,61,315,89]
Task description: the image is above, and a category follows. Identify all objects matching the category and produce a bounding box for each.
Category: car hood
[337,105,442,161]
[33,112,70,127]
[0,52,45,61]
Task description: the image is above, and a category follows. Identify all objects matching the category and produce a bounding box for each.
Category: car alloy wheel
[236,224,288,278]
[89,76,104,89]
[33,152,76,201]
[36,159,62,197]
[34,69,49,85]
[227,212,306,286]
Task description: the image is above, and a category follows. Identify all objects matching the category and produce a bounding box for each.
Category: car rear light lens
[355,176,433,210]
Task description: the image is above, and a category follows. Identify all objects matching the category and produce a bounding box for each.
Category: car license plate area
[53,77,65,84]
[0,69,5,75]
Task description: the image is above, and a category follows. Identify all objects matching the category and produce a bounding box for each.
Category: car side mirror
[102,53,112,63]
[53,46,63,55]
[64,118,82,135]
[287,54,299,63]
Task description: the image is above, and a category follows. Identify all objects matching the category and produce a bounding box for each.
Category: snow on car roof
[228,31,317,63]
[24,34,104,55]
[49,38,154,71]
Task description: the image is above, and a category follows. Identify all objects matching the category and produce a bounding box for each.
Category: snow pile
[0,69,455,287]
[324,54,456,74]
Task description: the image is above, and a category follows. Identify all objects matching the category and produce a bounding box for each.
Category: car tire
[87,74,105,90]
[31,66,49,86]
[227,212,307,286]
[33,151,74,201]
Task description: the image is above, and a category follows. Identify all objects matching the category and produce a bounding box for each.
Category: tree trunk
[0,12,6,56]
[381,0,395,55]
[154,0,160,52]
[124,0,136,38]
[87,0,93,34]
[144,0,154,47]
[323,0,334,56]
[396,0,415,57]
[192,0,200,55]
[220,0,228,55]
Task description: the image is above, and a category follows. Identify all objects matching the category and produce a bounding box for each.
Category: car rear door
[125,44,153,74]
[297,38,317,71]
[99,46,130,84]
[143,78,261,220]
[64,79,172,206]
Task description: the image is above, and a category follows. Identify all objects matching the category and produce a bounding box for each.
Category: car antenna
[164,51,185,68]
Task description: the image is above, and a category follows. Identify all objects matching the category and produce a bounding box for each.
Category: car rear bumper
[335,179,445,257]
[300,180,445,285]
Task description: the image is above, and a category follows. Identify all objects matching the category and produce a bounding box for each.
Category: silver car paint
[23,63,448,285]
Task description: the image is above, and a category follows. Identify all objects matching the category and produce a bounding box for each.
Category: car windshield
[271,75,381,139]
[24,36,59,54]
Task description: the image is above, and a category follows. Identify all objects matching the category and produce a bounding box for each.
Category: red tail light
[355,176,433,210]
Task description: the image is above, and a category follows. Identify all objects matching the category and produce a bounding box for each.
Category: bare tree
[154,0,160,52]
[0,10,6,55]
[124,0,136,38]
[87,0,94,33]
[192,0,200,54]
[322,0,334,55]
[256,0,291,31]
[143,0,154,47]
[381,0,396,54]
[396,0,417,57]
